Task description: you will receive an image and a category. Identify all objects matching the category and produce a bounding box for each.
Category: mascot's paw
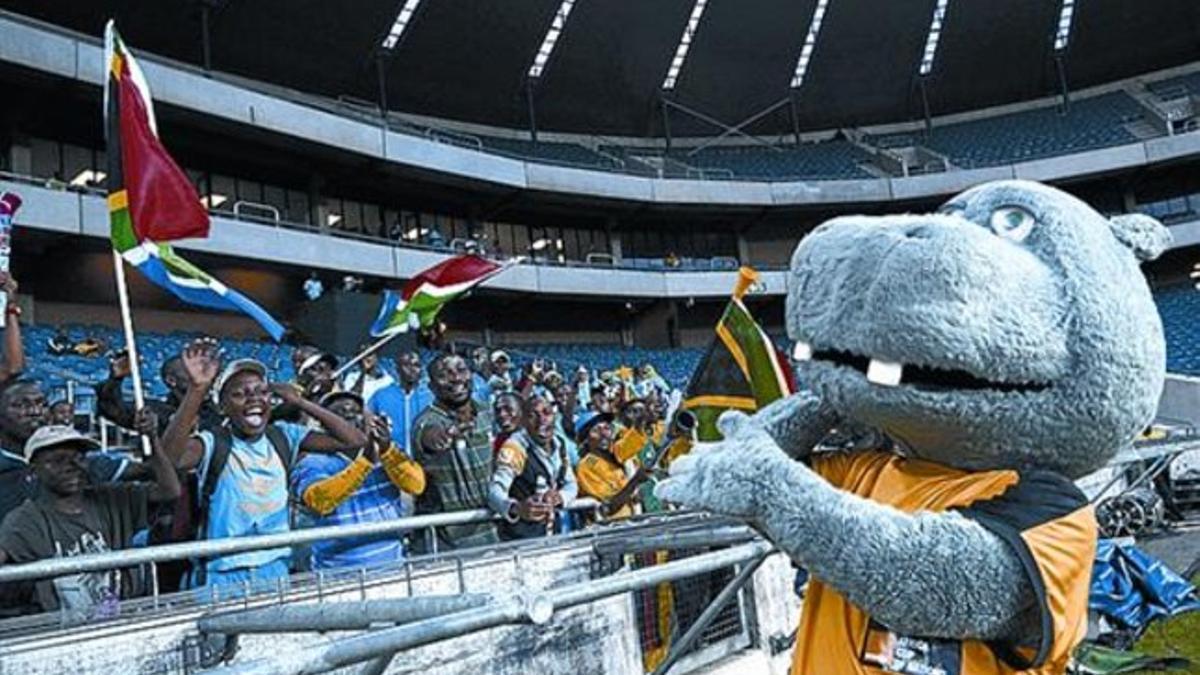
[655,410,793,519]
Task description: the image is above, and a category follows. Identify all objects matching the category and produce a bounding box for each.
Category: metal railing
[0,499,600,586]
[206,540,774,675]
[232,200,281,223]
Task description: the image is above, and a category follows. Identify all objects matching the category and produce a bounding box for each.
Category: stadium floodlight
[380,0,423,50]
[1053,0,1075,51]
[790,0,830,89]
[918,0,949,76]
[528,0,576,79]
[662,0,709,90]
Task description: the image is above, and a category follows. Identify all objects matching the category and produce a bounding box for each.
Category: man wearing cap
[367,350,432,456]
[0,410,180,617]
[411,354,498,552]
[341,342,394,402]
[161,340,367,593]
[588,383,614,415]
[297,351,339,402]
[274,350,339,425]
[574,411,635,520]
[489,396,578,540]
[291,391,425,570]
[487,350,513,396]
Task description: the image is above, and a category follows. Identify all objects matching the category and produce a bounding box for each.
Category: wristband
[504,500,521,523]
[5,305,20,317]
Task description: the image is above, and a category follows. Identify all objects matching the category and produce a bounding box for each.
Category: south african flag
[105,22,285,341]
[370,254,508,337]
[681,267,795,441]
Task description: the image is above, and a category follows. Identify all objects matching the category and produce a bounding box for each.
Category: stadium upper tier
[4,12,1200,207]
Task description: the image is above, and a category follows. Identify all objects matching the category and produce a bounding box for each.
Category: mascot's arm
[738,391,839,461]
[753,458,1036,640]
[657,418,1038,643]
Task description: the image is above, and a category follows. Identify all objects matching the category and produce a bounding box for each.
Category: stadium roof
[4,0,1200,137]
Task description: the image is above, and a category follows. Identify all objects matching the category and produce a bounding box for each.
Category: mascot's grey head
[788,180,1170,478]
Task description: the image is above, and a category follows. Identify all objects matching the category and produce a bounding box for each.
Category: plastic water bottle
[534,476,553,535]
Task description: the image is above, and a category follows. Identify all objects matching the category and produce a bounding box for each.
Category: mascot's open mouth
[794,343,1050,394]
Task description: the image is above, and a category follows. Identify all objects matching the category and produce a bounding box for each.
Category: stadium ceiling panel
[1,0,1198,137]
[382,0,560,128]
[670,0,818,131]
[1068,0,1200,88]
[923,0,1060,115]
[790,0,934,130]
[533,0,696,135]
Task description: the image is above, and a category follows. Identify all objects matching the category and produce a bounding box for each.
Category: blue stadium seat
[921,93,1142,168]
[1155,285,1200,376]
[682,141,874,181]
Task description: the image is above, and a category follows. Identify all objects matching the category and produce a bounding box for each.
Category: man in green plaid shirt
[411,354,499,552]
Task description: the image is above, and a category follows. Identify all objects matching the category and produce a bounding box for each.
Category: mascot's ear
[1108,213,1172,262]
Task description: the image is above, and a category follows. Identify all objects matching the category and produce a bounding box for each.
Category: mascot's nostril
[902,224,935,240]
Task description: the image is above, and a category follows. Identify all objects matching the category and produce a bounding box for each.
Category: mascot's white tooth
[792,341,813,361]
[866,360,903,387]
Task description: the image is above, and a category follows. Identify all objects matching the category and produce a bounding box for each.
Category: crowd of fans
[0,282,686,621]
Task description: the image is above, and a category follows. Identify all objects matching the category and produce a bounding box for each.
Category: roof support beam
[659,97,789,153]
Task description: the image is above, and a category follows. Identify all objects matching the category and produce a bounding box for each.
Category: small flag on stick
[681,267,795,441]
[370,254,507,338]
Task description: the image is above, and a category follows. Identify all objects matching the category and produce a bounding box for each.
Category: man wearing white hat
[161,340,366,595]
[0,410,179,617]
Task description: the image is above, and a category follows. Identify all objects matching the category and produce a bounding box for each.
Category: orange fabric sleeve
[301,456,373,516]
[576,455,623,501]
[381,445,426,496]
[613,428,648,464]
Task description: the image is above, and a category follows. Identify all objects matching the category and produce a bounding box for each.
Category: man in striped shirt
[291,391,425,570]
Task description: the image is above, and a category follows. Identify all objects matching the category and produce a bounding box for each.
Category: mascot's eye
[988,206,1036,242]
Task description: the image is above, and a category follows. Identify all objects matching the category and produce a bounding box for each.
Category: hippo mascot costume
[657,180,1170,675]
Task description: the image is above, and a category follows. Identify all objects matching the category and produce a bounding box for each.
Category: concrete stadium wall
[4,12,1200,211]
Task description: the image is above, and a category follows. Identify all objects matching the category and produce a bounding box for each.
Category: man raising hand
[161,339,366,595]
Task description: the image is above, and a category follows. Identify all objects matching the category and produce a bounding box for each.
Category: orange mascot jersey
[791,451,1096,675]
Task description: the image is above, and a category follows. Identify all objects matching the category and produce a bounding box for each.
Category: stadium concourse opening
[1,1,1200,674]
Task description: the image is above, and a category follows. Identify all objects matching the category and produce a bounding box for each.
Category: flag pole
[112,249,152,457]
[332,329,406,381]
